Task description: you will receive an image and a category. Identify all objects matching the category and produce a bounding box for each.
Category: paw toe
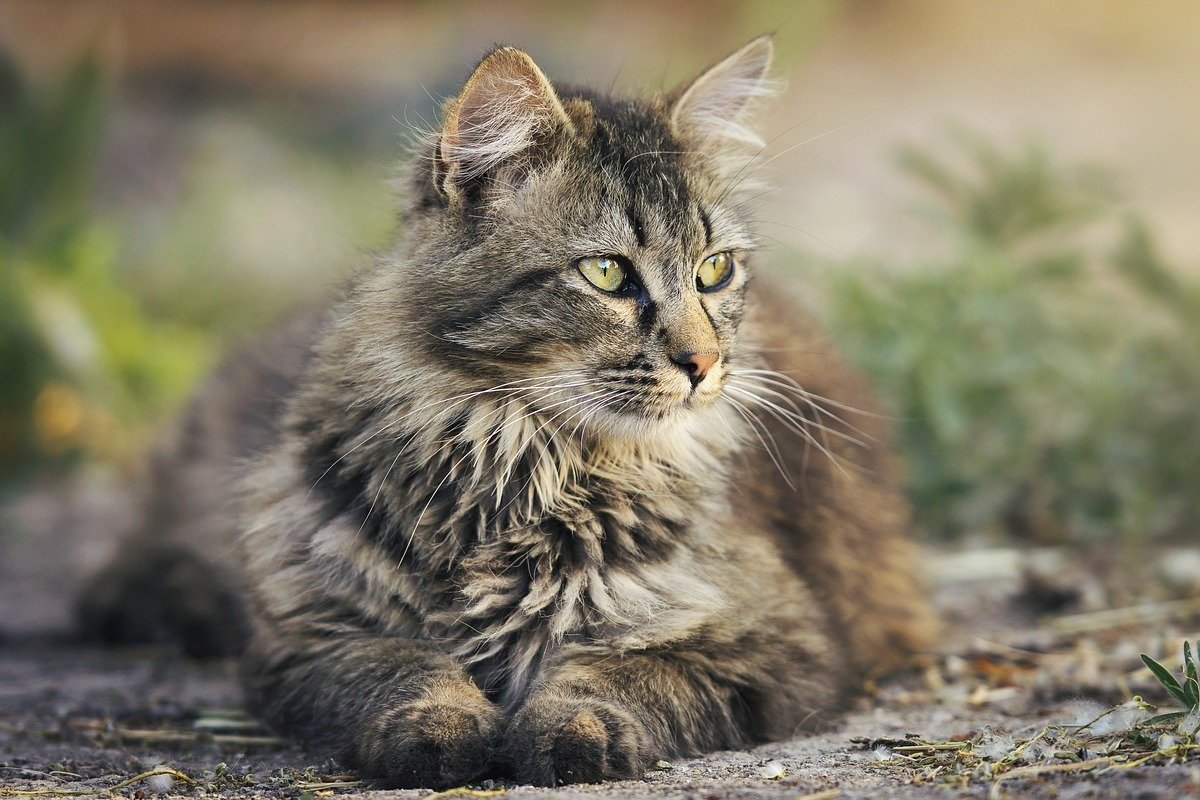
[507,696,649,786]
[550,708,609,784]
[364,694,501,789]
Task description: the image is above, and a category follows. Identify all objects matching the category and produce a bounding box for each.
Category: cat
[77,36,936,788]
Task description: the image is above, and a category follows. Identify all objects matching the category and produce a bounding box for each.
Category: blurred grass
[1,53,214,483]
[120,113,392,335]
[821,132,1200,545]
[0,53,390,485]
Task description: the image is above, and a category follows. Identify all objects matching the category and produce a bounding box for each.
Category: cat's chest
[428,501,725,707]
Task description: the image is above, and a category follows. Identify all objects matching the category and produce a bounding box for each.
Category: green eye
[697,252,734,290]
[578,256,627,293]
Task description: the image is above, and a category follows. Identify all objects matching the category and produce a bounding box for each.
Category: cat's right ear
[435,47,573,202]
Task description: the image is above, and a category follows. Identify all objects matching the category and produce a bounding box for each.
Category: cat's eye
[697,252,734,291]
[577,256,628,293]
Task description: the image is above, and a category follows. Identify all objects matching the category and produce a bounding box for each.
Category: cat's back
[176,310,323,466]
[75,306,328,654]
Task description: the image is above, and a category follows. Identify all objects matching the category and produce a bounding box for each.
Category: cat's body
[78,38,935,787]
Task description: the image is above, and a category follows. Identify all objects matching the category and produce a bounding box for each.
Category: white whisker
[723,394,795,490]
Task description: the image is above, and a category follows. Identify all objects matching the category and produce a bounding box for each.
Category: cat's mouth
[570,384,726,443]
[547,364,728,437]
[604,376,726,420]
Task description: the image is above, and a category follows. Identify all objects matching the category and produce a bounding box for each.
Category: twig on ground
[109,726,290,748]
[294,779,366,791]
[1049,597,1200,635]
[0,766,194,797]
[791,789,840,800]
[423,789,505,800]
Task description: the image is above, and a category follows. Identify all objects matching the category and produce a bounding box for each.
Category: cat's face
[395,39,774,438]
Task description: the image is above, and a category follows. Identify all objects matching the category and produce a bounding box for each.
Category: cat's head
[380,37,775,439]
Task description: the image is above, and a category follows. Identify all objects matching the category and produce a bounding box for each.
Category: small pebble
[943,654,968,679]
[759,760,786,779]
[653,760,674,770]
[1159,548,1200,590]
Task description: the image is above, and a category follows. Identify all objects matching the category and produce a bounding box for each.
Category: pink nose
[671,351,719,388]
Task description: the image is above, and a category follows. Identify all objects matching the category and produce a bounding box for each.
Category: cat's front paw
[357,688,502,788]
[504,693,651,786]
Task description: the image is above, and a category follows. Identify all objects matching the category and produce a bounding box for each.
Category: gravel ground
[2,474,1197,798]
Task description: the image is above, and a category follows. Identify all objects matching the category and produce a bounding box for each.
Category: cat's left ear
[669,34,776,151]
[437,46,573,202]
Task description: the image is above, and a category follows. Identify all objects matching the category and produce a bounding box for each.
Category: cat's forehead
[560,88,710,246]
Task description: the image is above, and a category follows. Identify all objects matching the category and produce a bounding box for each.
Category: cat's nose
[670,351,719,388]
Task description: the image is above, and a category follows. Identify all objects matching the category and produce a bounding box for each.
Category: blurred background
[2,0,1199,636]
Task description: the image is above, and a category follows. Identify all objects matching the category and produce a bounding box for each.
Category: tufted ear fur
[669,35,776,153]
[436,47,573,201]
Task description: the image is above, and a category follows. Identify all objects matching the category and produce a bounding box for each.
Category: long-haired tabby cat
[77,36,935,787]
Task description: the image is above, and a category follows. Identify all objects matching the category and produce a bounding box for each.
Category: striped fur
[77,37,936,789]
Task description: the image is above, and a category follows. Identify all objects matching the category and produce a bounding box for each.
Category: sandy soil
[2,639,1196,800]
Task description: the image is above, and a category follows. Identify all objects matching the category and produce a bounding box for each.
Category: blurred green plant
[1,49,393,490]
[822,131,1200,544]
[0,53,213,485]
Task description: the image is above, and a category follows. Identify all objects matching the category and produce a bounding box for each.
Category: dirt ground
[2,474,1198,799]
